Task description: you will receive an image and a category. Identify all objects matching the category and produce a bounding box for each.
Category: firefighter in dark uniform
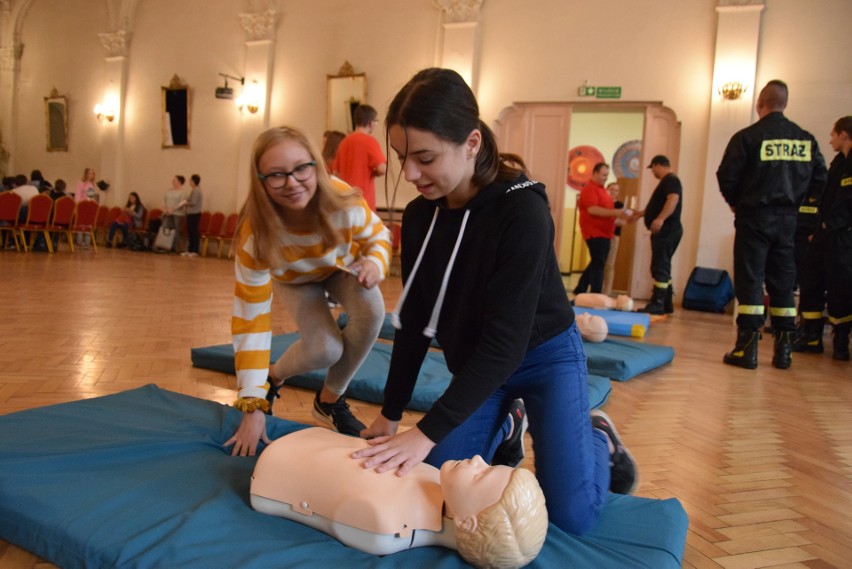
[813,116,852,361]
[791,164,827,353]
[634,155,683,314]
[716,80,827,370]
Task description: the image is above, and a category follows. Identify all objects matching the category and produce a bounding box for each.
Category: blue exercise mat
[0,385,688,569]
[338,313,671,383]
[573,307,651,338]
[191,333,611,411]
[584,338,675,381]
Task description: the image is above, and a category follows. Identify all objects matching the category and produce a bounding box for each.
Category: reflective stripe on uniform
[769,307,797,317]
[801,311,824,320]
[653,280,668,289]
[737,304,765,315]
[828,314,852,325]
[798,206,818,214]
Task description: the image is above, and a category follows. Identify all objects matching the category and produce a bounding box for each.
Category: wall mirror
[44,88,68,152]
[162,74,190,148]
[327,61,366,133]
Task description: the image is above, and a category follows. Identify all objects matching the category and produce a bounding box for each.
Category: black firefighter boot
[833,323,851,361]
[664,284,674,314]
[723,329,760,369]
[772,330,794,369]
[638,287,667,315]
[791,318,824,353]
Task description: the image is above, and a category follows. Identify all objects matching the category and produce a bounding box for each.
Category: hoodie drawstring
[391,207,471,339]
[390,208,439,330]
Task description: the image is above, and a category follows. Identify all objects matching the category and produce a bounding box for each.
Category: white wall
[3,0,850,291]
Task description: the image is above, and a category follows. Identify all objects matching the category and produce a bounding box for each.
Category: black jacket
[817,151,852,247]
[717,112,826,215]
[383,174,574,443]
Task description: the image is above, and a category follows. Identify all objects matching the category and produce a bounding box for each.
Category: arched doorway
[494,101,681,299]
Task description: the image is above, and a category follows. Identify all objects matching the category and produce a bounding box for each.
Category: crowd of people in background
[0,168,205,255]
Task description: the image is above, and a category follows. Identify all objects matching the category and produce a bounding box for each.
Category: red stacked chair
[201,211,225,257]
[69,200,100,253]
[19,194,54,253]
[0,192,23,251]
[47,196,76,252]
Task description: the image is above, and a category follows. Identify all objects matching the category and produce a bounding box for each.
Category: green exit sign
[595,86,622,99]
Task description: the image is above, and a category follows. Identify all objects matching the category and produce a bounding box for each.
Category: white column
[433,0,483,90]
[97,29,131,206]
[234,10,277,210]
[695,1,764,272]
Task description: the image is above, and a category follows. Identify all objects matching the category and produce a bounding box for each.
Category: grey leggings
[272,271,385,396]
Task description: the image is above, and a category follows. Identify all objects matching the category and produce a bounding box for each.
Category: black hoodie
[384,174,575,443]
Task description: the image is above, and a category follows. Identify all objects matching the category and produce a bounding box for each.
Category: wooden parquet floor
[1,248,850,568]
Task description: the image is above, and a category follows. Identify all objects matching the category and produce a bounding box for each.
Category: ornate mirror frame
[45,88,68,152]
[162,74,190,148]
[327,61,366,133]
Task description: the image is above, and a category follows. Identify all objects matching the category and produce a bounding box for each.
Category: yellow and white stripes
[231,199,391,399]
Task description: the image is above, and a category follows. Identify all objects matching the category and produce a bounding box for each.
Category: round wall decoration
[612,139,643,179]
[566,145,605,190]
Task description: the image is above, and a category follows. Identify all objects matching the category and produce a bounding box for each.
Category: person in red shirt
[332,105,387,211]
[573,163,627,294]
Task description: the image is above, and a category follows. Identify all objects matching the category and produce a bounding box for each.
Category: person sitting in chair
[250,427,547,569]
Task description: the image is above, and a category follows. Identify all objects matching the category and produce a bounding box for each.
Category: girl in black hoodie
[353,68,636,535]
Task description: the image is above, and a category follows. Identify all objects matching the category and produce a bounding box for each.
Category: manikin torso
[250,427,455,554]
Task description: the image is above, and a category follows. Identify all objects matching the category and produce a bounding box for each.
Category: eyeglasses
[257,161,316,189]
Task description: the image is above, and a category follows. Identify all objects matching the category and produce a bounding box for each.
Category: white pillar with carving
[235,9,277,209]
[0,0,26,176]
[97,31,131,206]
[695,0,765,273]
[433,0,483,90]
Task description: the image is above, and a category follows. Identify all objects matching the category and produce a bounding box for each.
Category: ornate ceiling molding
[98,30,131,58]
[239,9,278,41]
[433,0,484,23]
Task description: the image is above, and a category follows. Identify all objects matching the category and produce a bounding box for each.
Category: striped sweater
[231,197,391,399]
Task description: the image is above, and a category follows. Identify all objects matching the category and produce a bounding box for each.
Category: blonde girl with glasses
[225,126,391,456]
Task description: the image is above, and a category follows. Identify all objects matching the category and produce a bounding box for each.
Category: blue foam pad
[191,333,611,411]
[584,338,675,381]
[573,307,651,338]
[0,386,688,568]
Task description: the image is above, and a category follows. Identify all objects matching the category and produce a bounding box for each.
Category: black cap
[647,155,670,168]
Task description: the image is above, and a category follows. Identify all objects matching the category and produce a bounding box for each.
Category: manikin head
[575,312,608,343]
[615,294,634,311]
[440,457,548,569]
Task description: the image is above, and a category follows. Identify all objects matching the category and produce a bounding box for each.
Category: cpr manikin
[575,312,608,343]
[574,292,635,312]
[251,428,547,569]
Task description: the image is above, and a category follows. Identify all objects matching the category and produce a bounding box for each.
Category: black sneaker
[312,391,366,437]
[591,409,638,495]
[491,399,528,467]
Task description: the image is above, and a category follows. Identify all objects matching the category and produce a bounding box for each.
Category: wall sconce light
[93,103,115,122]
[216,73,244,100]
[236,80,262,115]
[718,81,747,101]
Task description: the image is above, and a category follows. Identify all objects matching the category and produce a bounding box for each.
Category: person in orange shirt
[332,105,387,211]
[573,163,627,294]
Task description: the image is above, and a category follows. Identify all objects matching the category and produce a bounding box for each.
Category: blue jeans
[424,322,610,534]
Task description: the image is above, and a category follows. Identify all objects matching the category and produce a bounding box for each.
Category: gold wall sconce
[718,81,747,101]
[236,80,262,115]
[93,103,115,122]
